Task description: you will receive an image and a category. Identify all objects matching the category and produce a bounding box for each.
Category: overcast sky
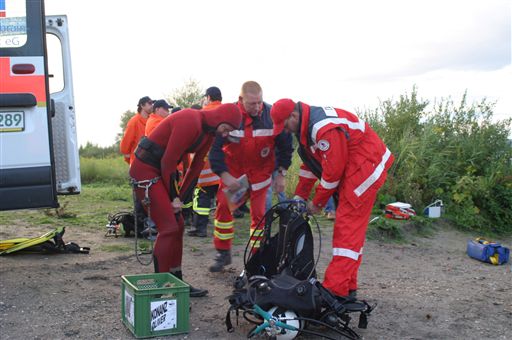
[44,0,511,146]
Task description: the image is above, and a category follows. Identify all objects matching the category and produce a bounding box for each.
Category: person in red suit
[271,99,394,298]
[129,104,242,297]
[188,87,224,237]
[208,81,293,272]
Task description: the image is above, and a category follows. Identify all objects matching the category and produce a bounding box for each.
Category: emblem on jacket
[317,140,330,151]
[260,147,270,158]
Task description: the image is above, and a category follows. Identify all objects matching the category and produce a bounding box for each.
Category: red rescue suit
[293,103,394,296]
[129,104,241,273]
[209,101,292,251]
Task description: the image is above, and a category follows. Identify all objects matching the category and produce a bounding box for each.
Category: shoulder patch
[317,139,330,151]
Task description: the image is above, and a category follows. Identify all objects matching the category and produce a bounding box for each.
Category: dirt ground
[0,219,511,340]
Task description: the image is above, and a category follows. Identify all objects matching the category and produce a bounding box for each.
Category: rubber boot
[170,270,208,298]
[209,249,232,272]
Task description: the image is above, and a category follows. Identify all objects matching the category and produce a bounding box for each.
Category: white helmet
[264,307,301,340]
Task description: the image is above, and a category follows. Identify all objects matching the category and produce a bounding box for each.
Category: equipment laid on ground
[384,202,416,220]
[0,227,89,255]
[423,200,443,218]
[121,272,190,338]
[226,200,373,339]
[467,238,510,265]
[105,211,153,238]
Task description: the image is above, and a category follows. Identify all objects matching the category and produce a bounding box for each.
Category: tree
[166,78,204,109]
[115,110,136,144]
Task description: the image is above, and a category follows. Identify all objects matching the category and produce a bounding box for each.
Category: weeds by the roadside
[367,215,436,242]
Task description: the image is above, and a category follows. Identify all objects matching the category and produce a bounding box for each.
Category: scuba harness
[226,200,373,339]
[129,135,202,266]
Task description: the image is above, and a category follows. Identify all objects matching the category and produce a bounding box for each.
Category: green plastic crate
[121,273,190,338]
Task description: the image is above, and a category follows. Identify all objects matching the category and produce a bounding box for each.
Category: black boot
[232,209,244,218]
[209,250,232,272]
[187,228,207,237]
[170,270,208,298]
[238,203,250,213]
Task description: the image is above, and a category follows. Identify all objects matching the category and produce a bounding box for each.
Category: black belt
[134,137,164,169]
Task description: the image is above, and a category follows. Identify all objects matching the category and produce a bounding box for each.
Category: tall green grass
[80,156,130,185]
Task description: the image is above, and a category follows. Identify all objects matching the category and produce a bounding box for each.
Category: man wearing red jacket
[129,104,242,297]
[209,81,293,272]
[271,99,394,298]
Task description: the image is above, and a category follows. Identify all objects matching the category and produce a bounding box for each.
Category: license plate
[0,111,24,132]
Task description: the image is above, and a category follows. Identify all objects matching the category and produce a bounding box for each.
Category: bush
[363,88,512,234]
[79,142,119,158]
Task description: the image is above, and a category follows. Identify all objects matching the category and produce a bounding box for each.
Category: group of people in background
[119,80,393,301]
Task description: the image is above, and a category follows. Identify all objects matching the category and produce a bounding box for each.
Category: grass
[0,184,134,233]
[100,243,133,252]
[80,156,130,185]
[0,181,446,256]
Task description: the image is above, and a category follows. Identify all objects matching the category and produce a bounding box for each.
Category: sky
[43,0,512,147]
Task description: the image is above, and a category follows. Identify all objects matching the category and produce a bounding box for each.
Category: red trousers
[131,162,184,273]
[213,182,269,251]
[322,189,377,296]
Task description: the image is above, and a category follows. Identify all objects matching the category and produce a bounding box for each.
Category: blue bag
[466,238,510,265]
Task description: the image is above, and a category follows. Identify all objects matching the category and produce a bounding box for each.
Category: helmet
[265,307,301,340]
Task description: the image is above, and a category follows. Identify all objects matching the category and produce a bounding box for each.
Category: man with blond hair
[208,81,293,272]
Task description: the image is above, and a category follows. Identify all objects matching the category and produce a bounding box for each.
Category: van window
[0,0,27,48]
[46,33,64,93]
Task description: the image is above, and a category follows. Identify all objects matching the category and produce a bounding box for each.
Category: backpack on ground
[226,201,373,340]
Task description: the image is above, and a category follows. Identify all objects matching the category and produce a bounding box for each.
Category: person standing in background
[120,96,153,164]
[120,96,153,230]
[188,87,223,237]
[145,99,172,136]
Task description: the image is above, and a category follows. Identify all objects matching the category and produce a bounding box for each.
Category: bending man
[271,99,394,298]
[129,104,242,297]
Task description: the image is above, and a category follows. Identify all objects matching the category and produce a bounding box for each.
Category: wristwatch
[278,169,288,176]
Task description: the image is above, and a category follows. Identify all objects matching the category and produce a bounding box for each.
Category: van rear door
[46,15,81,196]
[0,0,79,211]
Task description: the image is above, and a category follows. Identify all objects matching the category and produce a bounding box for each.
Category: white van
[0,0,80,210]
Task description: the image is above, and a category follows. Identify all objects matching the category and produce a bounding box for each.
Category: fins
[0,227,65,255]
